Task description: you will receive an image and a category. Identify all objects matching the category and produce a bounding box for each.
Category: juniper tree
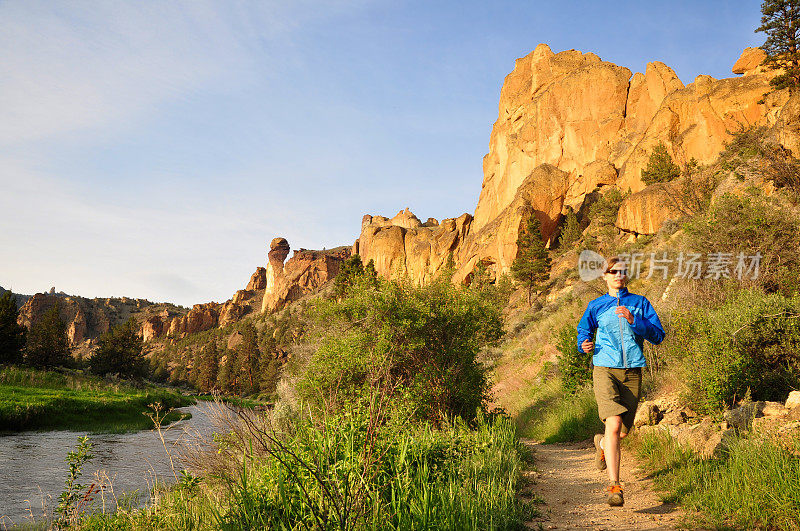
[0,291,26,364]
[25,303,71,368]
[196,342,219,392]
[558,207,582,249]
[235,322,260,395]
[641,142,681,185]
[334,255,365,298]
[511,214,552,305]
[89,318,147,378]
[757,0,800,91]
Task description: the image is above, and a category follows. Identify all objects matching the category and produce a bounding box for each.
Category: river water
[0,402,220,526]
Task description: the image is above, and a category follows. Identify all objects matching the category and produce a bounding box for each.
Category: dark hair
[604,256,622,274]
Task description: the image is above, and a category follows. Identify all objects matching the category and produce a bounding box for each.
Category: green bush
[555,323,591,394]
[292,277,504,423]
[663,290,800,413]
[90,318,148,379]
[683,190,800,295]
[719,126,800,195]
[641,142,681,185]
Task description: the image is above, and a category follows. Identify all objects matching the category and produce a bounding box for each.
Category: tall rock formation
[355,209,471,283]
[357,45,799,284]
[261,242,349,312]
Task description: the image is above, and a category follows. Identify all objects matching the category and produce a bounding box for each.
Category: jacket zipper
[617,295,627,368]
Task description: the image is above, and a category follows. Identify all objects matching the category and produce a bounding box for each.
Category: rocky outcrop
[453,45,795,276]
[637,393,800,459]
[246,267,267,291]
[732,47,767,76]
[453,164,571,283]
[355,209,471,283]
[615,184,682,235]
[18,293,186,349]
[261,244,350,312]
[167,303,220,338]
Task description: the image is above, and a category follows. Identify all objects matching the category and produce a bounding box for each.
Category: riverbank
[0,366,193,433]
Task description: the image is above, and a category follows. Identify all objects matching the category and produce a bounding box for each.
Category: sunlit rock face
[354,209,472,283]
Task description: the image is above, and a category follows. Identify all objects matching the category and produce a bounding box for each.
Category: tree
[234,322,260,395]
[25,303,71,368]
[334,255,378,298]
[0,291,26,364]
[195,342,220,392]
[641,142,681,185]
[757,0,800,91]
[90,318,148,378]
[511,214,552,305]
[558,207,582,249]
[217,349,237,394]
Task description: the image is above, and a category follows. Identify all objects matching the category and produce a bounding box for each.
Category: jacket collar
[607,287,629,298]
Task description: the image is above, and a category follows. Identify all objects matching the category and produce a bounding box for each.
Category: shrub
[660,158,718,217]
[555,323,591,394]
[683,190,800,295]
[663,290,800,413]
[641,142,681,185]
[291,278,503,422]
[720,126,800,195]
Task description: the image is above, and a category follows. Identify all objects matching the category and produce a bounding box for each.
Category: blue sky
[0,0,764,306]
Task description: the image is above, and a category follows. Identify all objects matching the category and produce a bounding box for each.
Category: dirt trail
[520,439,685,530]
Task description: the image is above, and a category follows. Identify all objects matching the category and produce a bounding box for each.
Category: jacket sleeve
[632,298,665,345]
[576,303,597,352]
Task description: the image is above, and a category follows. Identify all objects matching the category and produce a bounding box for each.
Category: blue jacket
[576,288,665,368]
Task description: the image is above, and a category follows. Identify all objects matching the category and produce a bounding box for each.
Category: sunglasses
[606,268,628,277]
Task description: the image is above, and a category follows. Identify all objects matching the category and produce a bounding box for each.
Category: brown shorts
[593,366,642,434]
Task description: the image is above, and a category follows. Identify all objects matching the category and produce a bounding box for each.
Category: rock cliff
[358,45,800,282]
[17,293,186,352]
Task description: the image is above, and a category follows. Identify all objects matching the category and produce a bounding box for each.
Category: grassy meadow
[0,366,192,432]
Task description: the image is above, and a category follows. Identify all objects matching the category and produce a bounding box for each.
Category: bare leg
[604,415,624,484]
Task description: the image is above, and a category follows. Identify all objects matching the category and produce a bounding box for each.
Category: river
[0,402,220,526]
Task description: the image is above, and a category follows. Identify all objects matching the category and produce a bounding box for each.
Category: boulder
[786,390,800,410]
[673,418,734,458]
[701,427,737,459]
[732,47,767,76]
[762,401,789,418]
[661,410,689,426]
[723,401,765,432]
[634,401,662,427]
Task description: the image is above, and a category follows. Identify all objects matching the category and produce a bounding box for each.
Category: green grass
[636,430,800,530]
[516,377,603,443]
[195,394,269,409]
[77,410,534,530]
[0,365,193,432]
